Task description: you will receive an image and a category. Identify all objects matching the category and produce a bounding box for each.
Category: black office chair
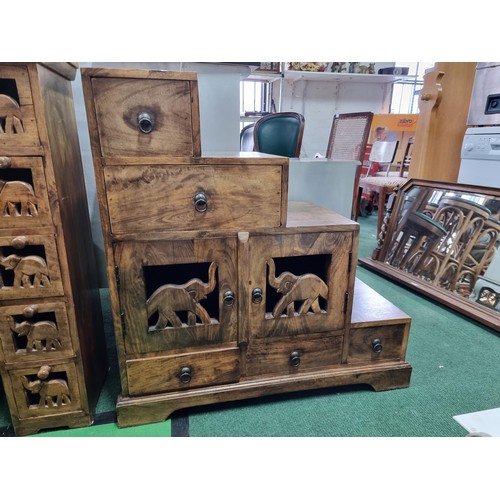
[240,123,255,152]
[253,112,305,158]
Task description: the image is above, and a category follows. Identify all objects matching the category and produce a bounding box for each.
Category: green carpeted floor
[1,210,499,437]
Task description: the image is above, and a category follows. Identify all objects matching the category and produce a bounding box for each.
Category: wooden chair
[355,140,405,238]
[326,112,373,219]
[253,112,305,158]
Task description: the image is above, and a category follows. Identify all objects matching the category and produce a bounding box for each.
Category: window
[390,62,434,114]
[240,79,274,130]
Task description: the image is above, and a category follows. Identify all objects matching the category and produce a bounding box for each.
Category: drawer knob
[37,365,52,380]
[0,156,12,168]
[289,351,301,367]
[371,338,383,353]
[137,112,155,134]
[252,287,263,304]
[223,290,235,307]
[23,305,39,317]
[11,236,28,249]
[179,366,192,384]
[193,192,208,212]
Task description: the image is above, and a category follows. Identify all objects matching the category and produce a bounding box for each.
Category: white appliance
[458,126,500,188]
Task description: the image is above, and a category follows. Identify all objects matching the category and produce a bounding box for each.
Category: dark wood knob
[193,192,208,212]
[179,366,192,384]
[371,338,383,353]
[252,288,263,304]
[223,290,235,307]
[289,351,301,367]
[137,112,154,134]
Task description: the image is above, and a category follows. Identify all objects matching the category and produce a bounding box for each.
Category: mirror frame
[359,178,500,332]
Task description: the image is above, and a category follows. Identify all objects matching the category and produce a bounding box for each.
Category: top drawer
[81,68,201,158]
[0,65,39,149]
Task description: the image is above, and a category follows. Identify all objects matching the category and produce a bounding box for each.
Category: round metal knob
[252,288,263,304]
[23,305,39,318]
[179,366,192,384]
[193,192,208,213]
[137,112,155,134]
[11,236,28,249]
[371,338,383,353]
[223,290,235,307]
[289,351,301,367]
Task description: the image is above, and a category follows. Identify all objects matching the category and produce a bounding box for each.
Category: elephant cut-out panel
[0,94,24,135]
[1,168,39,218]
[144,261,219,331]
[8,314,61,353]
[266,255,330,319]
[0,251,51,290]
[21,372,71,409]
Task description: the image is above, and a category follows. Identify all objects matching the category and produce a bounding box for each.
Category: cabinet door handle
[137,112,155,134]
[252,288,263,304]
[371,338,383,353]
[179,366,192,384]
[289,351,301,367]
[193,192,208,212]
[223,290,235,308]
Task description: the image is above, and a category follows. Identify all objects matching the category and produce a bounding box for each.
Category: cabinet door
[240,231,353,340]
[115,237,238,354]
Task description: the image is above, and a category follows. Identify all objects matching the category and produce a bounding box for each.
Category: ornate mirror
[359,179,500,331]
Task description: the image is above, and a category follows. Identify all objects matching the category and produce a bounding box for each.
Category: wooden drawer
[0,65,39,148]
[86,69,200,158]
[0,234,64,300]
[8,361,82,418]
[126,346,240,396]
[0,302,74,364]
[104,162,285,233]
[347,324,408,364]
[245,333,343,377]
[0,156,52,229]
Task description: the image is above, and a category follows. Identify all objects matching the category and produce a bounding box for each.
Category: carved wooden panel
[10,362,82,418]
[0,302,73,363]
[115,237,238,354]
[0,156,52,228]
[103,163,284,233]
[239,231,353,340]
[0,65,39,148]
[0,234,64,299]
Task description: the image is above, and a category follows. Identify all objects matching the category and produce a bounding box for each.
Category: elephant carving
[0,94,24,135]
[146,262,218,330]
[21,375,71,408]
[0,254,51,288]
[267,259,328,318]
[0,179,38,217]
[8,316,61,352]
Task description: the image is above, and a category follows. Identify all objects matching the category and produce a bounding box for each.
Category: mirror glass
[359,179,500,331]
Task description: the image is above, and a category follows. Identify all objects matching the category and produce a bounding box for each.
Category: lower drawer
[245,333,343,377]
[347,324,408,364]
[7,361,82,419]
[126,346,240,396]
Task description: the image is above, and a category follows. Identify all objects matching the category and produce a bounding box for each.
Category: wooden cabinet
[82,67,412,429]
[0,63,108,435]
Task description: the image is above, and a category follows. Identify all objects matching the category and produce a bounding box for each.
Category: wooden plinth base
[116,362,412,428]
[11,412,93,437]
